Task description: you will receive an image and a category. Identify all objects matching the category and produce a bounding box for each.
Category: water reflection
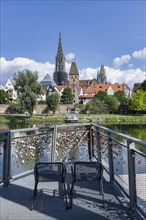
[105,124,146,142]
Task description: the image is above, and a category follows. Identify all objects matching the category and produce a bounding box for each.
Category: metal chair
[31,162,68,210]
[70,161,105,208]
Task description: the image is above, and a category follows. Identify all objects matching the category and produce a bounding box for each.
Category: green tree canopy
[61,87,74,104]
[128,90,146,112]
[46,93,60,114]
[105,95,120,113]
[8,102,25,114]
[0,89,9,104]
[85,99,106,114]
[139,80,146,91]
[114,91,127,104]
[13,69,42,116]
[94,91,108,102]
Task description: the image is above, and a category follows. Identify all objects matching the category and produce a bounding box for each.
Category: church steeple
[97,64,107,84]
[53,32,68,85]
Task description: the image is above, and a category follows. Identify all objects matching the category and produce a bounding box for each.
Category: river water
[1,122,146,142]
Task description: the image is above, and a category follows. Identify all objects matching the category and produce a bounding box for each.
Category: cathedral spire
[57,32,63,58]
[53,33,68,85]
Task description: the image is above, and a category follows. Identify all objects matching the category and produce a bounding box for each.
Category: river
[0,122,146,142]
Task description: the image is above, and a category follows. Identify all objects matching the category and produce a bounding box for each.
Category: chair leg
[63,182,69,209]
[100,180,105,208]
[30,181,38,210]
[69,183,74,209]
[34,181,38,197]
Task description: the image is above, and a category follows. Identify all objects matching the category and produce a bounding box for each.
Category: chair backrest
[34,162,66,182]
[73,161,103,182]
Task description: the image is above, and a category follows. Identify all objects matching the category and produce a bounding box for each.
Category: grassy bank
[79,114,146,123]
[0,114,146,125]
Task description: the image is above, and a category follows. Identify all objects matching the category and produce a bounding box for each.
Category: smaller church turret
[97,64,107,84]
[69,62,79,103]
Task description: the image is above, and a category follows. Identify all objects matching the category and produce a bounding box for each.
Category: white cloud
[132,47,146,60]
[105,67,145,89]
[79,68,97,80]
[0,57,55,85]
[65,53,76,62]
[113,54,131,68]
[0,57,145,90]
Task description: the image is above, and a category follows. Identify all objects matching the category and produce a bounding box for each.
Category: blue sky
[0,0,146,89]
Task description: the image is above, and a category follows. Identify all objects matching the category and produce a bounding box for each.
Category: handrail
[0,123,145,217]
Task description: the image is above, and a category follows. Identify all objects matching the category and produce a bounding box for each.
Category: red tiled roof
[84,83,124,94]
[110,84,124,92]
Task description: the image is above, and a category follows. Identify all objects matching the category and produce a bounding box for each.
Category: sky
[0,0,146,89]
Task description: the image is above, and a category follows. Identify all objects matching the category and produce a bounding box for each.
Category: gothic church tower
[69,62,79,103]
[53,32,68,85]
[97,64,107,84]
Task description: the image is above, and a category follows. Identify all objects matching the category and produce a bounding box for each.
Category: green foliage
[85,99,107,114]
[61,87,74,104]
[94,91,108,102]
[74,103,84,111]
[37,100,46,104]
[0,89,9,104]
[114,91,127,104]
[86,91,120,114]
[128,90,146,112]
[8,102,25,114]
[139,79,146,91]
[46,93,60,114]
[13,69,42,116]
[105,96,120,113]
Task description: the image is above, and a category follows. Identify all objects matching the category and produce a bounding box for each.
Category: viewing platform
[0,123,146,219]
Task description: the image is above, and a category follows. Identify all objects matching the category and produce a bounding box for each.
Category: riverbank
[0,113,146,125]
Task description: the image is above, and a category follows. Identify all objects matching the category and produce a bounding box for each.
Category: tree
[61,87,74,104]
[128,90,146,113]
[114,91,127,104]
[114,91,128,114]
[105,96,120,113]
[46,93,60,114]
[8,102,25,114]
[85,99,106,114]
[139,80,146,91]
[94,91,108,102]
[13,69,42,116]
[0,89,9,104]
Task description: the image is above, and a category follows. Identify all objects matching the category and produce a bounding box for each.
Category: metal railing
[0,123,146,217]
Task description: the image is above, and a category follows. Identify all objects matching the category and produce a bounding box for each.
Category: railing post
[107,131,114,183]
[3,131,11,187]
[88,125,93,160]
[95,127,101,162]
[127,140,137,210]
[51,126,57,162]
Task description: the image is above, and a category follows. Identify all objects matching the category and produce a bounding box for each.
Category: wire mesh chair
[69,161,105,208]
[30,162,68,210]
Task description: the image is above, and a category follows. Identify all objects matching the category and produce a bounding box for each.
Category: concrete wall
[0,104,9,113]
[0,104,74,114]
